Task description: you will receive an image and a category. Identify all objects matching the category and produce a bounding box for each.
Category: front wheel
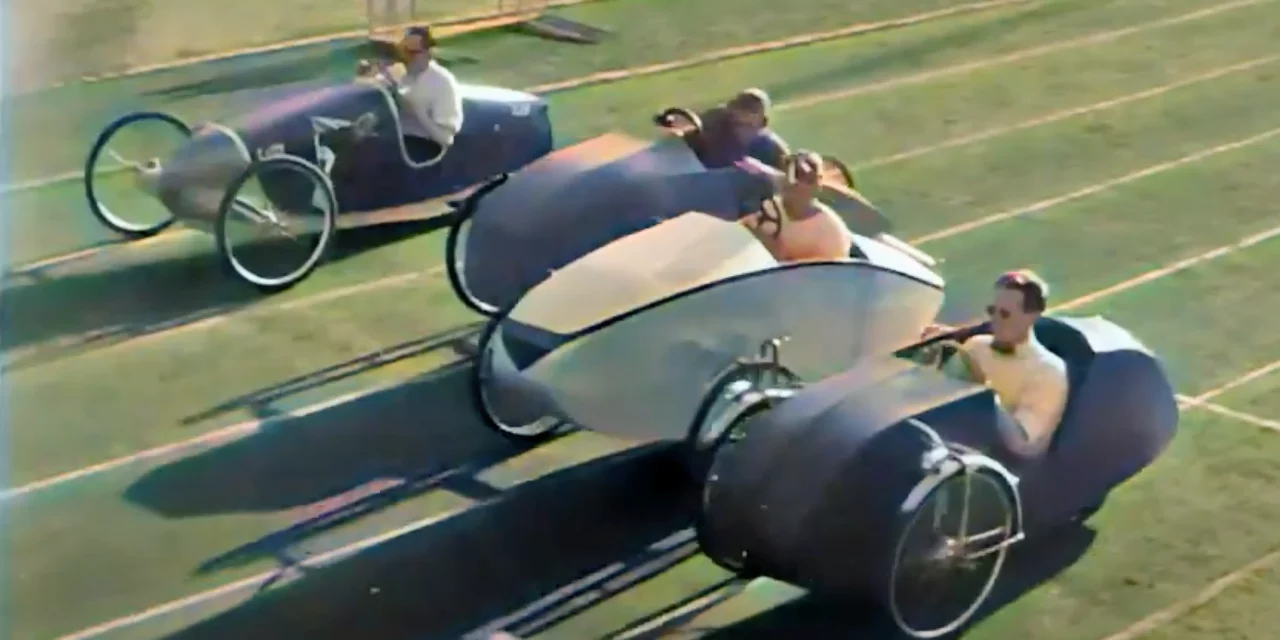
[215,155,337,293]
[471,313,569,444]
[85,111,191,238]
[888,467,1016,639]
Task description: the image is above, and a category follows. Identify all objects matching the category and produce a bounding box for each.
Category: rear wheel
[215,155,337,293]
[889,468,1016,638]
[471,313,569,444]
[84,111,190,238]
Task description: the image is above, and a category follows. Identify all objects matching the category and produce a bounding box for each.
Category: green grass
[2,0,1239,266]
[4,0,964,184]
[11,0,1280,638]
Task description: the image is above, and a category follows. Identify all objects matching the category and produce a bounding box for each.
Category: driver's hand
[355,59,374,76]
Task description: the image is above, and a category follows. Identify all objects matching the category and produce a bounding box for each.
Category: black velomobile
[696,315,1179,638]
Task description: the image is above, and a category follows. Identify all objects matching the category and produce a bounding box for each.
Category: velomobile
[443,106,897,317]
[84,71,552,291]
[696,316,1178,637]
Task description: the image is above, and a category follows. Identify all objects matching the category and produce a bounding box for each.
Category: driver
[928,270,1069,454]
[738,151,854,262]
[390,26,464,159]
[697,89,791,169]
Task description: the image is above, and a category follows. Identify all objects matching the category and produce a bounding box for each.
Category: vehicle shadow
[687,523,1098,639]
[2,216,450,371]
[124,360,512,518]
[179,322,480,426]
[159,443,698,640]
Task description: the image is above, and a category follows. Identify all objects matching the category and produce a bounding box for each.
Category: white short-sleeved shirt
[962,333,1069,450]
[399,60,464,145]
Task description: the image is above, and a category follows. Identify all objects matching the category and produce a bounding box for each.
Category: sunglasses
[986,305,1014,320]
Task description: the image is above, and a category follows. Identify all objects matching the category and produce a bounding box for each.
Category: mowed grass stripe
[14,121,1280,640]
[10,37,1280,485]
[10,1,1280,374]
[4,0,1252,268]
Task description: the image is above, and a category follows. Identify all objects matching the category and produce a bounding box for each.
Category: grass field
[6,0,1280,638]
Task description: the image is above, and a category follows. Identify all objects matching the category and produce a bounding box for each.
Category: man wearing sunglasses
[926,270,1069,454]
[379,25,464,161]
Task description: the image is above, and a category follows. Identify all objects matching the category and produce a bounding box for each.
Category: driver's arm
[1011,366,1068,454]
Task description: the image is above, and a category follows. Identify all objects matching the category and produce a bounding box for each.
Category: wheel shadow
[2,216,450,370]
[124,360,511,519]
[692,523,1097,639]
[158,444,698,640]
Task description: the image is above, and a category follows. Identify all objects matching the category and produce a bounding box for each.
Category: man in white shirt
[927,270,1069,454]
[391,26,464,161]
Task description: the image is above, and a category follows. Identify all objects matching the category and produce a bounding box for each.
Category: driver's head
[988,270,1048,347]
[399,25,438,67]
[726,88,771,142]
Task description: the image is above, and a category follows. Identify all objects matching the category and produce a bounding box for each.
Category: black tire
[470,311,569,445]
[445,174,509,316]
[887,467,1016,639]
[215,155,337,293]
[85,111,190,238]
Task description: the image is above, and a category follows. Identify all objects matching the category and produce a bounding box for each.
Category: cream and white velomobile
[469,195,946,443]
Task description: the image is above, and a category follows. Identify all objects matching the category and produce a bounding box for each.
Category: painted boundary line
[6,0,1269,282]
[1179,395,1280,431]
[855,54,1280,170]
[10,117,1280,499]
[0,0,1030,196]
[19,113,1280,371]
[30,0,595,93]
[913,125,1280,245]
[6,0,1265,288]
[48,225,1280,639]
[772,0,1273,113]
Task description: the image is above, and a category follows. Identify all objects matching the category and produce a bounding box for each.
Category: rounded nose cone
[480,323,565,426]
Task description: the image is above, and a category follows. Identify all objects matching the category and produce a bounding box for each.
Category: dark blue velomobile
[696,315,1178,638]
[443,106,908,317]
[84,75,552,291]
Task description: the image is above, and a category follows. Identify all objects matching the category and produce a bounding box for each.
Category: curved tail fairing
[457,136,775,312]
[491,252,945,442]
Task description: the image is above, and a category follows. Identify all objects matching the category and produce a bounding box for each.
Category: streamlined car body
[85,77,552,291]
[696,315,1179,638]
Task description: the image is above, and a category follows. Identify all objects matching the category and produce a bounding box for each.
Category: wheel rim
[890,470,1013,639]
[221,161,335,288]
[449,215,498,315]
[88,115,188,234]
[476,335,563,438]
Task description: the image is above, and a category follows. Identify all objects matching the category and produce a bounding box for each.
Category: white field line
[18,72,1280,369]
[912,125,1280,245]
[1101,550,1280,640]
[1188,357,1280,403]
[1177,395,1280,432]
[855,54,1280,170]
[0,0,1034,197]
[773,0,1273,113]
[37,219,1280,640]
[10,116,1280,506]
[3,0,1263,199]
[7,0,1268,282]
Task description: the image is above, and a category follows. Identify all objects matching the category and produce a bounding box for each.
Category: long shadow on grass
[683,523,1096,639]
[124,361,514,519]
[2,217,448,370]
[159,444,697,640]
[765,0,1089,106]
